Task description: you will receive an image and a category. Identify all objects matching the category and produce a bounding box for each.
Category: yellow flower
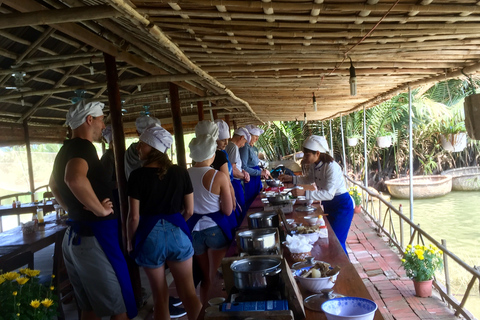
[401,259,406,262]
[16,277,29,285]
[51,274,55,279]
[0,275,5,285]
[30,300,41,308]
[439,250,443,254]
[19,268,27,275]
[3,272,20,281]
[50,286,55,291]
[41,298,54,308]
[23,269,40,278]
[418,255,424,260]
[12,291,18,296]
[16,313,20,317]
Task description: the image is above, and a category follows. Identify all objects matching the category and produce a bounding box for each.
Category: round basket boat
[441,166,480,191]
[384,175,452,199]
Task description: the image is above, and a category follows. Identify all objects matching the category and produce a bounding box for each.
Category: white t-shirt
[225,141,242,180]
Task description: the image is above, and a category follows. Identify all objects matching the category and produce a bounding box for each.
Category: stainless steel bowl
[230,257,282,291]
[237,228,278,253]
[265,179,283,187]
[248,211,279,229]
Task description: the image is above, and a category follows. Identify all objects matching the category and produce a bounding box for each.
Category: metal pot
[267,192,292,205]
[237,228,278,253]
[230,257,282,291]
[248,211,279,229]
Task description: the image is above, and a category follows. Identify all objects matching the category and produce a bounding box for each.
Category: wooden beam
[197,101,204,121]
[0,5,120,29]
[170,82,187,168]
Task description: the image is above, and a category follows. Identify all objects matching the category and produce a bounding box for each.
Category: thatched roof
[1,0,480,145]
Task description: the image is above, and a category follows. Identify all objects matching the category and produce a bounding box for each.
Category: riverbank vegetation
[257,78,480,192]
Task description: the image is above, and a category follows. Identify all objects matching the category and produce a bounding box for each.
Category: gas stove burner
[230,289,283,302]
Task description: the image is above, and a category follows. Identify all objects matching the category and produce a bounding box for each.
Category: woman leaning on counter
[279,135,354,255]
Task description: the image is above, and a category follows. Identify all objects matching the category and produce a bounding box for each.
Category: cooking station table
[0,213,67,270]
[197,198,385,320]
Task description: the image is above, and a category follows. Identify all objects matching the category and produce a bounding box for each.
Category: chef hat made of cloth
[195,120,219,140]
[102,125,113,144]
[245,124,264,137]
[139,124,172,153]
[303,135,330,153]
[189,133,217,162]
[135,115,161,134]
[234,127,251,143]
[214,119,230,140]
[66,100,104,129]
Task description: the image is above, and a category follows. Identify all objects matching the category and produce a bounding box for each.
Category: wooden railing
[345,176,479,319]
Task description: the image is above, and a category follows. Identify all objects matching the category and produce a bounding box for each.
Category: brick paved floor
[347,212,460,320]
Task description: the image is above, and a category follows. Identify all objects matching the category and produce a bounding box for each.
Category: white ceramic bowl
[304,216,319,225]
[321,297,377,320]
[286,218,295,225]
[293,267,339,293]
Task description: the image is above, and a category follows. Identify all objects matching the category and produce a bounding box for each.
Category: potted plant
[439,114,467,152]
[0,268,58,320]
[349,186,362,213]
[401,244,443,297]
[346,114,361,147]
[347,135,361,147]
[376,128,394,148]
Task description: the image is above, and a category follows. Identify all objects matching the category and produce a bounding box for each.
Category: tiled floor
[30,211,461,319]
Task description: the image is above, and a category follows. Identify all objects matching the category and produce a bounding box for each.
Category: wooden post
[233,120,238,130]
[170,82,187,168]
[197,101,204,121]
[212,109,218,120]
[103,52,142,306]
[225,114,230,126]
[23,121,35,203]
[442,239,451,296]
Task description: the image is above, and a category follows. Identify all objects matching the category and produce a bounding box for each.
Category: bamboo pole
[170,82,187,168]
[0,5,119,29]
[23,120,35,203]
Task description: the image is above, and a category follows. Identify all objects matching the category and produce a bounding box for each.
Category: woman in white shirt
[280,135,354,255]
[187,121,234,303]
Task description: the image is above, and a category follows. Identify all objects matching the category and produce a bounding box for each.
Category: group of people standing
[49,100,270,320]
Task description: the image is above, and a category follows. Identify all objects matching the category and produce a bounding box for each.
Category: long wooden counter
[197,198,384,320]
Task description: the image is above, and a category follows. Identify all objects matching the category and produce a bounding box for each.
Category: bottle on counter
[37,208,44,225]
[32,211,38,228]
[12,200,16,208]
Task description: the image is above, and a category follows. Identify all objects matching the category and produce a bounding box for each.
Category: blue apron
[244,165,262,211]
[321,192,354,255]
[67,219,138,319]
[231,179,245,225]
[186,211,233,241]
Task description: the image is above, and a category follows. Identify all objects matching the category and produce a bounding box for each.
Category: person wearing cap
[279,135,354,255]
[240,124,271,210]
[225,127,251,223]
[186,121,234,303]
[49,100,137,320]
[126,124,202,320]
[124,115,161,179]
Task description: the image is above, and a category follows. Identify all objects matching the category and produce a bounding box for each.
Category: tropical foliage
[257,77,480,185]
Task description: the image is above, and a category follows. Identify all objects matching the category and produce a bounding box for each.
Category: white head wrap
[234,127,251,143]
[189,134,217,162]
[214,119,230,140]
[135,116,161,134]
[65,101,104,129]
[195,120,219,140]
[245,124,264,137]
[139,124,172,153]
[102,125,113,144]
[303,135,330,153]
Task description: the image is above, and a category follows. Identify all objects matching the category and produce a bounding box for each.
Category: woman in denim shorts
[187,121,234,303]
[127,125,202,320]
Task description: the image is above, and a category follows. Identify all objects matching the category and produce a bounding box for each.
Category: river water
[388,191,480,318]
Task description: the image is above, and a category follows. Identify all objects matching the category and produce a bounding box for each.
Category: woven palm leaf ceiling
[1,0,480,144]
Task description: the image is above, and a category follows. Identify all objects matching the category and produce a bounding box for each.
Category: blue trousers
[322,192,354,255]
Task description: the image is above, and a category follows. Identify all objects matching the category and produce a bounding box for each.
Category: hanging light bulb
[312,92,317,112]
[137,84,142,92]
[304,112,307,123]
[190,102,193,109]
[165,95,169,103]
[21,95,25,107]
[89,60,94,76]
[349,57,357,96]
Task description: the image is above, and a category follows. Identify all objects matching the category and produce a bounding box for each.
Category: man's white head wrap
[195,120,219,140]
[234,127,251,143]
[245,124,264,137]
[102,125,113,144]
[139,124,172,153]
[303,135,330,153]
[65,101,104,129]
[135,116,161,134]
[189,133,217,162]
[214,119,230,140]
